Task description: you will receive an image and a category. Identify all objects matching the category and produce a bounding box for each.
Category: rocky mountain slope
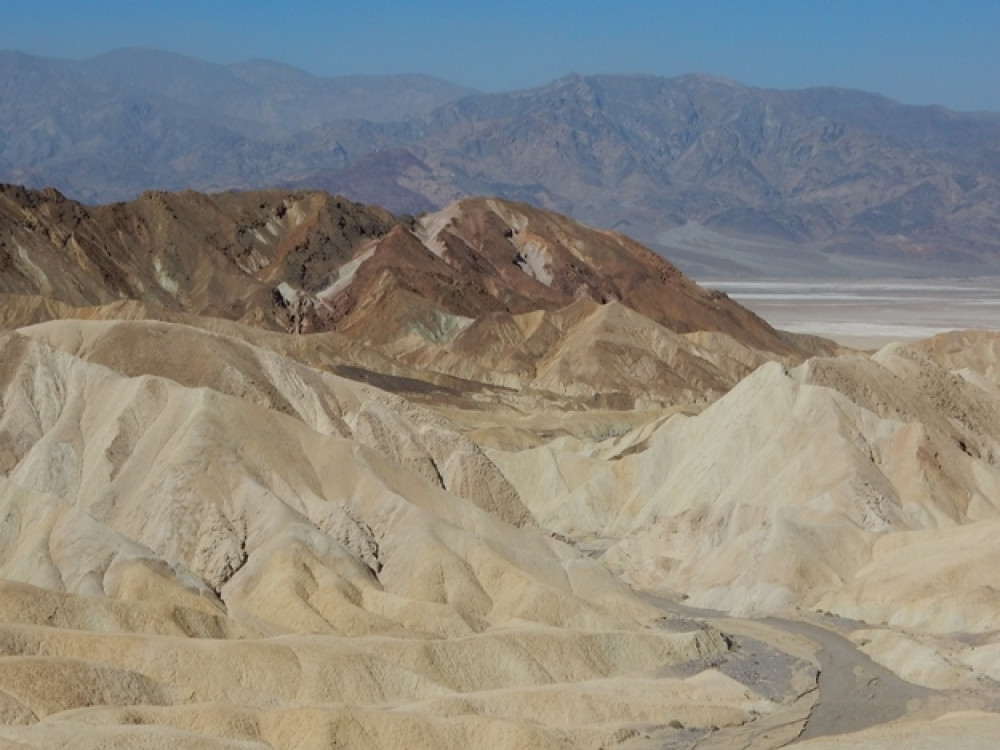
[2,185,1000,747]
[316,73,1000,274]
[0,185,818,402]
[0,49,471,202]
[5,49,1000,274]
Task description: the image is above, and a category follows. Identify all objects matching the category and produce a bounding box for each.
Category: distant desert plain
[711,278,1000,349]
[2,185,1000,748]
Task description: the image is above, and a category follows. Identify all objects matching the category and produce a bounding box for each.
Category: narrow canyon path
[643,591,937,747]
[761,616,934,741]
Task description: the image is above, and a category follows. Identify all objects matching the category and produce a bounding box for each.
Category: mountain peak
[5,50,1000,274]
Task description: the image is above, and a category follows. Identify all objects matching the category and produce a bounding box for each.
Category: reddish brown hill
[311,198,806,356]
[435,198,801,353]
[0,185,814,362]
[0,184,398,330]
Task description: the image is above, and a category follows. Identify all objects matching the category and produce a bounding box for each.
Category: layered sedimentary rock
[3,186,1000,746]
[0,320,793,748]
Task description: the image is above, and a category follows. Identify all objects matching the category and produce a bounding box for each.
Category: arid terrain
[1,186,1000,748]
[710,278,1000,349]
[7,49,1000,278]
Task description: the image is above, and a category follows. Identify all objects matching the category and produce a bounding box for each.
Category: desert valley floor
[3,187,1000,748]
[709,278,1000,350]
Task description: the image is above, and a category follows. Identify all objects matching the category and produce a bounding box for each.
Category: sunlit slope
[0,321,800,748]
[496,336,1000,628]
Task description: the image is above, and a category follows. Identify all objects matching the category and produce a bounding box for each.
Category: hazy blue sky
[4,0,999,111]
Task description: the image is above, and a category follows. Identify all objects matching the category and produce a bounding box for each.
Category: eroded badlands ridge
[0,185,803,349]
[0,186,999,748]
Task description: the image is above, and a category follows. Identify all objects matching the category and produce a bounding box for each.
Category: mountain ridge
[4,49,1000,275]
[0,184,828,413]
[0,184,801,346]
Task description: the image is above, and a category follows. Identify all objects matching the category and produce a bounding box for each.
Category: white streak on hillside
[318,244,377,300]
[514,241,555,286]
[416,204,462,257]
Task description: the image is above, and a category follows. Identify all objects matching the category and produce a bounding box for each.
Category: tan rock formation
[0,321,802,748]
[4,185,1000,746]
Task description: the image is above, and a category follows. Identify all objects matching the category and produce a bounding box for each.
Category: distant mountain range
[4,47,1000,277]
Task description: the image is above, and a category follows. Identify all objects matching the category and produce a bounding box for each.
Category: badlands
[1,185,1000,747]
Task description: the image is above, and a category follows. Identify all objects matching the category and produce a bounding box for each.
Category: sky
[3,0,999,112]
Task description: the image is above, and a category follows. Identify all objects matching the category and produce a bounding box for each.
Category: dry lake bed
[704,278,1000,348]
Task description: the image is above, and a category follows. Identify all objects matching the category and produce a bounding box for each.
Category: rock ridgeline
[6,48,1000,274]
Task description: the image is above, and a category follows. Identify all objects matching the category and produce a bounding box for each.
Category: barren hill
[4,186,1000,746]
[0,185,819,402]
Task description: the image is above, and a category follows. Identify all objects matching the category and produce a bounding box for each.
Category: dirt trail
[761,617,933,741]
[644,592,937,746]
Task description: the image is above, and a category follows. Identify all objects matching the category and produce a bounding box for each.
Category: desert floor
[706,277,1000,349]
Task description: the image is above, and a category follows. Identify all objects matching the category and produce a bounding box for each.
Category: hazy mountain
[0,49,470,202]
[5,49,1000,275]
[76,47,477,134]
[317,73,1000,275]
